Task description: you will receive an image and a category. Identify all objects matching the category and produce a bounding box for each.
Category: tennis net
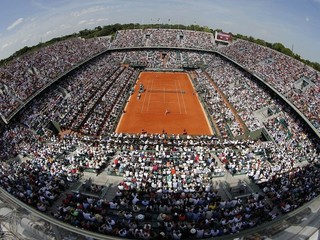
[147,89,185,94]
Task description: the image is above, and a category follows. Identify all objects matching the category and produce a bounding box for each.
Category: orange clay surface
[116,72,213,135]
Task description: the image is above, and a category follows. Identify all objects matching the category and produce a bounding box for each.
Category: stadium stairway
[47,170,122,213]
[102,182,121,202]
[216,170,282,216]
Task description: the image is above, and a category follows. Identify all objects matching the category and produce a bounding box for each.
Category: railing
[0,183,319,240]
[0,187,120,240]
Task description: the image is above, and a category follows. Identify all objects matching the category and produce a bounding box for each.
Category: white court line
[150,100,177,103]
[163,86,166,110]
[146,78,154,112]
[174,80,182,114]
[177,78,187,114]
[141,78,152,112]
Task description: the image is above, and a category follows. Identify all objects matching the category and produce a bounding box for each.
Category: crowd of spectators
[0,125,42,161]
[0,82,21,120]
[0,37,110,120]
[196,57,319,178]
[205,60,269,132]
[193,69,244,138]
[111,29,215,50]
[19,52,132,136]
[0,120,319,239]
[2,45,318,181]
[259,164,320,213]
[0,29,319,239]
[108,50,216,70]
[53,143,274,239]
[2,30,319,136]
[79,67,138,136]
[16,49,226,140]
[0,123,275,238]
[0,132,77,212]
[219,39,320,132]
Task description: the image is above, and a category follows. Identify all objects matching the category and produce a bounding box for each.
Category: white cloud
[78,20,88,25]
[31,0,54,11]
[96,18,108,22]
[1,39,18,50]
[71,6,105,17]
[78,18,108,25]
[7,18,24,30]
[1,43,9,49]
[0,0,319,62]
[22,37,30,43]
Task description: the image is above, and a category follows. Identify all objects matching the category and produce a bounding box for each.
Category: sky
[0,0,320,63]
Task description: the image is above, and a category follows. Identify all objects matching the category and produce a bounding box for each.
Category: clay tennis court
[116,71,213,135]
